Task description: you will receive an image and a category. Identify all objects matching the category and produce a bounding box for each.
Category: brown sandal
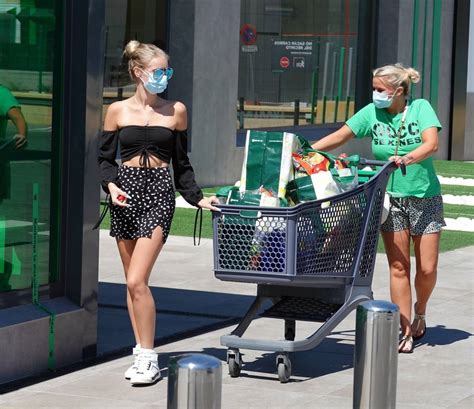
[398,335,414,353]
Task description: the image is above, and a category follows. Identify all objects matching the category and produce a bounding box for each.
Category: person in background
[311,63,445,353]
[98,40,219,385]
[0,85,28,203]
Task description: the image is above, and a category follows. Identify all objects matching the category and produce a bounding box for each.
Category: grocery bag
[287,149,360,204]
[227,189,288,208]
[240,130,304,200]
[286,176,317,205]
[215,185,239,204]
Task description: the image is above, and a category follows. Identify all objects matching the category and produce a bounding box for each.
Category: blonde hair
[123,40,169,80]
[373,63,420,95]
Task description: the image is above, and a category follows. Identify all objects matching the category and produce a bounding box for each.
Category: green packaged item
[286,176,317,205]
[227,189,288,208]
[216,185,239,204]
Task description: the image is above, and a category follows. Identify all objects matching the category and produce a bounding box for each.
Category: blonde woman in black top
[98,40,218,385]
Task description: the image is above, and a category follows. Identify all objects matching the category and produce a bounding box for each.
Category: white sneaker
[124,344,141,380]
[130,349,161,385]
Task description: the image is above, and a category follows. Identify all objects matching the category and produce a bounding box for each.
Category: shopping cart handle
[360,158,406,175]
[359,158,387,167]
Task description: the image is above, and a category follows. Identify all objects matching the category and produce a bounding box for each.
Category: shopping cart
[212,159,399,382]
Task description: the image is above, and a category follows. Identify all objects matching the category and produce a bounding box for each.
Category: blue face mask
[140,68,172,94]
[372,90,394,109]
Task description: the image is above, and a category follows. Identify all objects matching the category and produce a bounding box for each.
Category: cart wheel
[227,349,242,378]
[276,354,291,383]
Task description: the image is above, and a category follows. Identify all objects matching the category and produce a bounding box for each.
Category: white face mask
[372,90,394,109]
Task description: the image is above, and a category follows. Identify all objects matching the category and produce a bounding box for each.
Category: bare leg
[116,238,139,345]
[126,226,165,349]
[411,232,440,337]
[382,229,412,337]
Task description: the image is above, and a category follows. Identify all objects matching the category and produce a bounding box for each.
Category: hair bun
[405,67,421,84]
[124,40,141,59]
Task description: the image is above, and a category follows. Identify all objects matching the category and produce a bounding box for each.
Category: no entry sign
[272,38,314,73]
[280,56,289,68]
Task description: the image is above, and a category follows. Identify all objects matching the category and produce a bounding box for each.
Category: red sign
[240,24,257,45]
[279,56,290,68]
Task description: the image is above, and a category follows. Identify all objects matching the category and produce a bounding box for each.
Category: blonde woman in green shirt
[312,63,445,353]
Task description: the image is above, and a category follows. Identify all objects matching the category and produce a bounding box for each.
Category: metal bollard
[353,300,399,409]
[167,353,222,409]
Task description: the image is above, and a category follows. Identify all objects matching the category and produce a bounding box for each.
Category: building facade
[0,0,472,385]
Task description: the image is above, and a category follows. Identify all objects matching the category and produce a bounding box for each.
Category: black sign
[271,39,313,73]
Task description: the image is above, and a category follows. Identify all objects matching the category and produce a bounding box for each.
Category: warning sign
[271,39,313,73]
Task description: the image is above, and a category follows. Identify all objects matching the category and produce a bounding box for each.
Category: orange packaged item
[334,152,348,170]
[292,151,331,175]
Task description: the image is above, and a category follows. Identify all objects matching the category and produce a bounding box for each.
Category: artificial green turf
[169,207,214,238]
[376,229,474,254]
[434,160,474,178]
[444,203,474,218]
[441,184,474,196]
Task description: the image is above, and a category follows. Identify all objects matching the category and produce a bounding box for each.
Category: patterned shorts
[110,165,175,241]
[380,195,446,236]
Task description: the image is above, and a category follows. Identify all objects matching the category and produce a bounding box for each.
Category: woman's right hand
[108,183,131,207]
[14,134,28,149]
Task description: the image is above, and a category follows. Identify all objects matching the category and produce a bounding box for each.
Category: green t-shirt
[346,99,442,198]
[0,85,20,139]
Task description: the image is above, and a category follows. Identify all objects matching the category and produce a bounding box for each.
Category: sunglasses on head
[150,67,174,81]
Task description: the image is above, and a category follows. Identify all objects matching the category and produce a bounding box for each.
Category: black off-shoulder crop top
[97,125,203,206]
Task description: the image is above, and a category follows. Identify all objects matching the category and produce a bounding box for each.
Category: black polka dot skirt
[110,165,175,242]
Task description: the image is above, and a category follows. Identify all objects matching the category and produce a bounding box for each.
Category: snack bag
[286,148,360,205]
[292,151,331,175]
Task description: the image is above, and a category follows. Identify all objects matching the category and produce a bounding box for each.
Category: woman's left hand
[197,196,221,212]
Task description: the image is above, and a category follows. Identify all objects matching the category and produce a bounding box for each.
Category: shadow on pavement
[155,331,356,384]
[414,324,473,347]
[98,282,256,355]
[99,283,359,382]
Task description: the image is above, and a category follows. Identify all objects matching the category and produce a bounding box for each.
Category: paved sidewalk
[0,232,473,408]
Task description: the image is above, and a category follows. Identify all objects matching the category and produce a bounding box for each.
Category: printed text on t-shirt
[372,121,422,146]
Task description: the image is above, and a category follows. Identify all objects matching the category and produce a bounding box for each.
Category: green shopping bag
[286,176,317,205]
[240,130,305,199]
[215,185,239,204]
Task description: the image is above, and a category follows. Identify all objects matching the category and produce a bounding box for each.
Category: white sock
[140,348,158,359]
[133,344,141,354]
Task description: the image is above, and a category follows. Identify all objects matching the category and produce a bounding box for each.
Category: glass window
[237,0,359,129]
[0,0,59,304]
